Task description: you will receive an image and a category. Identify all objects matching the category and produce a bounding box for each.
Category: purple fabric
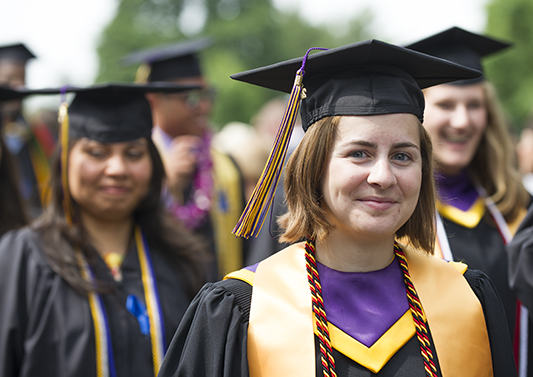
[244,263,259,273]
[317,257,408,347]
[153,126,173,150]
[435,170,479,211]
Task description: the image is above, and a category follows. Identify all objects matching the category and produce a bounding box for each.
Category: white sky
[0,0,487,108]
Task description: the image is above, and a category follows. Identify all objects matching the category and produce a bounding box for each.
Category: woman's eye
[126,149,145,159]
[87,148,106,158]
[436,102,454,110]
[350,150,367,159]
[467,101,483,110]
[392,152,411,162]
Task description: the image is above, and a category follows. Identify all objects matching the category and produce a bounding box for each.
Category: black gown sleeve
[464,268,517,377]
[158,279,251,377]
[0,229,43,377]
[507,206,533,315]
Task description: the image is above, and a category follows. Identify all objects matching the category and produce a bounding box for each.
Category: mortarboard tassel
[58,97,74,226]
[135,63,151,84]
[232,47,328,239]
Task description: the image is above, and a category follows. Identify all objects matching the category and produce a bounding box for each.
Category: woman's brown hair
[468,82,530,221]
[278,115,436,254]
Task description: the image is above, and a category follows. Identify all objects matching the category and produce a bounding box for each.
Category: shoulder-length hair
[469,82,530,221]
[34,137,207,298]
[278,115,436,254]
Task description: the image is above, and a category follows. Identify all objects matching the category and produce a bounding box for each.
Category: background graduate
[0,86,31,236]
[0,83,209,377]
[158,40,516,377]
[406,27,532,376]
[124,39,248,280]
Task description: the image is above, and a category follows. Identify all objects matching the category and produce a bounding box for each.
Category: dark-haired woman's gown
[0,227,193,377]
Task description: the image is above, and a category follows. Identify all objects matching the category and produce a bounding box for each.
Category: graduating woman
[158,40,516,377]
[0,84,209,377]
[406,27,532,376]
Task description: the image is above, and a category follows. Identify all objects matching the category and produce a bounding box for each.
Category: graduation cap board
[231,38,482,131]
[122,38,212,82]
[58,82,202,143]
[230,38,482,238]
[0,43,36,62]
[405,26,511,84]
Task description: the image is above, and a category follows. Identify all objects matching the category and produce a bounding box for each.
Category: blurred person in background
[516,120,533,195]
[124,38,248,280]
[406,27,532,376]
[0,43,55,217]
[0,86,32,237]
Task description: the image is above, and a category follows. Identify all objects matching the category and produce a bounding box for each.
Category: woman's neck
[315,230,395,273]
[80,213,134,257]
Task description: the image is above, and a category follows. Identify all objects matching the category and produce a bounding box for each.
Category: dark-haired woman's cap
[405,27,511,85]
[231,39,482,131]
[122,38,211,82]
[0,43,36,62]
[62,83,201,142]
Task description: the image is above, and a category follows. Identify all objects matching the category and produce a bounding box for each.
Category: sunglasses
[172,87,216,109]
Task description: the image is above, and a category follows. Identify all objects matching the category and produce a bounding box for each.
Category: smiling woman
[0,83,212,377]
[317,115,423,269]
[158,39,516,377]
[407,27,532,376]
[68,137,153,223]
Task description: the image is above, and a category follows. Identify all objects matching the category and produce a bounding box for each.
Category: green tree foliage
[95,0,374,128]
[485,0,533,131]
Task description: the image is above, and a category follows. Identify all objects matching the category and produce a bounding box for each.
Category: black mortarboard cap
[0,85,58,101]
[61,83,201,143]
[0,43,36,62]
[122,38,211,82]
[231,39,482,131]
[230,39,481,238]
[0,86,27,101]
[405,27,511,84]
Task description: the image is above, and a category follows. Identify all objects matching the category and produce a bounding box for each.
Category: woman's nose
[367,158,397,188]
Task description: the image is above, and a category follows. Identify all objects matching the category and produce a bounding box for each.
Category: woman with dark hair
[0,84,209,377]
[159,40,516,377]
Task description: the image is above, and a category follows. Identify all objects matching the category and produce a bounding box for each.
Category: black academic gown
[441,209,533,376]
[508,205,533,314]
[0,227,192,377]
[442,213,517,335]
[158,268,516,377]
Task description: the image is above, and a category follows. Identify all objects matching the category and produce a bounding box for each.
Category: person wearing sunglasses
[124,39,248,281]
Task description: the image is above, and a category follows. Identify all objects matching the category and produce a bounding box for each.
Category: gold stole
[210,149,244,276]
[243,242,493,377]
[153,129,244,277]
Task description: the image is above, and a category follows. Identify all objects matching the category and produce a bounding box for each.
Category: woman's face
[517,128,533,175]
[68,138,152,222]
[422,83,487,176]
[320,114,422,242]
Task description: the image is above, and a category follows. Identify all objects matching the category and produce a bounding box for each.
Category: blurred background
[0,0,531,132]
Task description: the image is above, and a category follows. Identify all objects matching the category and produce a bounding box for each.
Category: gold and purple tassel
[58,91,74,226]
[232,47,328,239]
